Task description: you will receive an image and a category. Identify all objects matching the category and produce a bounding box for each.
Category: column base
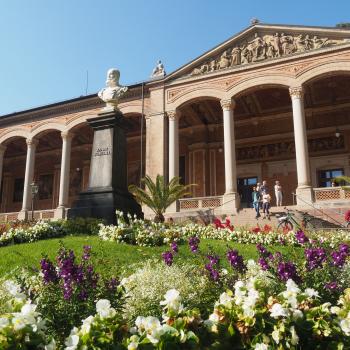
[68,187,143,224]
[142,205,154,220]
[295,186,314,208]
[18,210,29,221]
[215,192,240,216]
[54,206,67,220]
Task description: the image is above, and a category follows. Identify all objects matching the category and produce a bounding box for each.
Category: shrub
[58,217,104,236]
[121,260,220,322]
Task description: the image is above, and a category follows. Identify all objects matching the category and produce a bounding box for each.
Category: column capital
[61,131,74,141]
[289,86,304,99]
[220,99,236,111]
[167,110,180,121]
[26,138,38,147]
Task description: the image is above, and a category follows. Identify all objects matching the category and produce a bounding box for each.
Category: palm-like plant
[334,176,350,190]
[129,175,193,222]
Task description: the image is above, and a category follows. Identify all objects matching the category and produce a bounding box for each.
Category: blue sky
[0,0,349,115]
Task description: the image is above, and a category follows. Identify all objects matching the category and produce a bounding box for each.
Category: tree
[336,23,350,28]
[128,175,193,222]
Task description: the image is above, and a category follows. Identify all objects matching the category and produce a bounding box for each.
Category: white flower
[135,316,146,331]
[65,333,80,350]
[331,306,340,314]
[160,289,183,313]
[290,326,299,345]
[219,292,232,307]
[3,280,26,301]
[143,316,164,344]
[255,343,268,350]
[292,309,303,320]
[272,329,280,344]
[81,315,94,335]
[128,341,138,350]
[45,339,56,350]
[11,315,27,331]
[305,288,319,298]
[286,279,300,293]
[96,299,115,319]
[270,303,289,318]
[0,317,9,329]
[340,317,350,336]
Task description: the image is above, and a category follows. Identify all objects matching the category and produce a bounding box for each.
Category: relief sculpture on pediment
[191,32,348,76]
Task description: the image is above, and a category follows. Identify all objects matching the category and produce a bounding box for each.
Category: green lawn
[0,236,305,278]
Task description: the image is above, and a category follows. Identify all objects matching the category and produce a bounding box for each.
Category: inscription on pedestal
[89,128,113,188]
[94,147,111,157]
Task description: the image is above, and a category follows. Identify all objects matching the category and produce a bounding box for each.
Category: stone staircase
[231,207,284,228]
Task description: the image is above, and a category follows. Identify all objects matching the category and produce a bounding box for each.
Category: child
[262,191,271,220]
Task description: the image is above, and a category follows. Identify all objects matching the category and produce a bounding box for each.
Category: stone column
[55,131,73,219]
[221,99,239,214]
[168,110,179,181]
[0,145,7,196]
[289,87,313,205]
[18,138,38,220]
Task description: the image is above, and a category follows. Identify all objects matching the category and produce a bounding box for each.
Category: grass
[0,235,305,278]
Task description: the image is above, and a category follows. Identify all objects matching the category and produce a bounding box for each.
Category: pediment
[167,24,350,80]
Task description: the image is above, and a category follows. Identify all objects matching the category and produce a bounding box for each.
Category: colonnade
[0,85,314,218]
[167,86,312,211]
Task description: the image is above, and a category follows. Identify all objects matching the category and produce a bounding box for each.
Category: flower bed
[98,211,350,248]
[0,218,103,248]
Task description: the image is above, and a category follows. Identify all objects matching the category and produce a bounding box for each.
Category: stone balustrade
[314,187,350,202]
[178,196,223,211]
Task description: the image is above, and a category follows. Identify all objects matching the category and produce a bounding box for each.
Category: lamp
[30,182,39,221]
[335,127,341,138]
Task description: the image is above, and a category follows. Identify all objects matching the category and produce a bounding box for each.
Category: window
[179,156,186,185]
[13,178,24,202]
[38,174,54,200]
[318,168,344,187]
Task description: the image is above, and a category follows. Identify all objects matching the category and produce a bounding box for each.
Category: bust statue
[151,60,166,78]
[98,68,128,111]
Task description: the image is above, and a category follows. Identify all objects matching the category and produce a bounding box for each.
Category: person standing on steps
[252,186,261,219]
[274,180,283,207]
[262,191,271,220]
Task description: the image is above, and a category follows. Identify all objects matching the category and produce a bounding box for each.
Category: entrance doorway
[237,177,258,208]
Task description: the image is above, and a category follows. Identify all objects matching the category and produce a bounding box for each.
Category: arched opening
[33,130,62,211]
[303,74,350,191]
[177,97,223,197]
[125,113,146,187]
[1,137,27,214]
[68,123,94,207]
[233,85,295,206]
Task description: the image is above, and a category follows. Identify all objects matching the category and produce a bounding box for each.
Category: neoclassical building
[1,22,350,221]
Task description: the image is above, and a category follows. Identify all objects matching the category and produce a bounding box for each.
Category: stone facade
[1,23,350,220]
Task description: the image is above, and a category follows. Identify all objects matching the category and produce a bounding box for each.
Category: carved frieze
[236,135,344,161]
[190,32,349,77]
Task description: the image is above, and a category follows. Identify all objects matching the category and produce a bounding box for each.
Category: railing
[314,187,350,202]
[179,196,223,211]
[0,209,55,222]
[292,192,345,228]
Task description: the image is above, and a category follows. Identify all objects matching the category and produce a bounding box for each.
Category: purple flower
[170,241,178,253]
[305,247,327,270]
[40,258,58,284]
[277,261,300,283]
[258,257,269,271]
[82,245,91,260]
[331,251,347,267]
[295,230,309,244]
[339,243,350,255]
[188,236,200,253]
[210,269,220,281]
[207,254,220,265]
[325,281,339,290]
[256,243,268,256]
[162,251,173,266]
[227,249,246,272]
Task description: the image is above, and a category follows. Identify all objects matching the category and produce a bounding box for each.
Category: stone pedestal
[295,186,314,208]
[68,110,142,223]
[221,192,240,215]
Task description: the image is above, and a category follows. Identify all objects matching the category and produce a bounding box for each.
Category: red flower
[345,210,350,222]
[213,217,234,231]
[252,226,261,234]
[213,218,224,229]
[225,218,234,231]
[263,224,272,233]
